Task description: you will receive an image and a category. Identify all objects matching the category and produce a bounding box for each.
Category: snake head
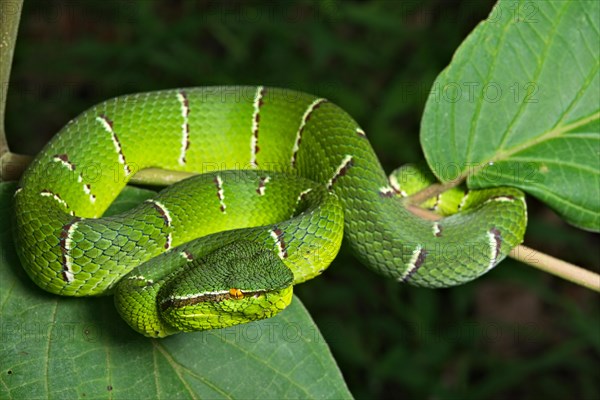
[158,241,294,332]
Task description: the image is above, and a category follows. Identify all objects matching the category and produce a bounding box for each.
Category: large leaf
[421,0,600,231]
[0,182,352,399]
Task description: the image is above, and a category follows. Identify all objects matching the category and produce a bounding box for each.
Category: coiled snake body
[14,87,526,337]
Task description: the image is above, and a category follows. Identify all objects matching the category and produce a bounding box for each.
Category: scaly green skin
[14,86,527,337]
[112,172,341,337]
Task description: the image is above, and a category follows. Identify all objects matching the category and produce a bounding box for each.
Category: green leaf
[0,182,352,399]
[421,0,600,231]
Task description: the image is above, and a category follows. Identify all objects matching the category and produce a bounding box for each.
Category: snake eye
[229,288,244,299]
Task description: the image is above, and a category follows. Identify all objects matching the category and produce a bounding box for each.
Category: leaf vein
[44,301,59,398]
[153,340,227,400]
[496,0,571,151]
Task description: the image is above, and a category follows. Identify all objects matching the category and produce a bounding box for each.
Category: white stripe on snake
[486,227,502,272]
[270,227,288,259]
[327,155,354,190]
[60,220,79,283]
[400,245,427,283]
[52,154,96,203]
[250,86,265,168]
[214,175,226,213]
[41,190,69,210]
[432,222,442,237]
[95,115,131,176]
[291,98,327,167]
[176,90,191,166]
[146,199,173,250]
[257,176,270,196]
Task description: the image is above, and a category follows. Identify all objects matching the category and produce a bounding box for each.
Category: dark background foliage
[6,1,599,399]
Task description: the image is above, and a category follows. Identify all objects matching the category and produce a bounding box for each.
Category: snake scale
[14,86,526,337]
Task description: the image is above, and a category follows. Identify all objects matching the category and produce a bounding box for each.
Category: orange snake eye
[229,288,244,299]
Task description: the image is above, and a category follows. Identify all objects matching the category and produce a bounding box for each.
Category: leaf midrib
[464,111,600,181]
[495,1,569,152]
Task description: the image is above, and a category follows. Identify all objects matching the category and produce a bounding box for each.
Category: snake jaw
[159,286,293,332]
[155,241,295,332]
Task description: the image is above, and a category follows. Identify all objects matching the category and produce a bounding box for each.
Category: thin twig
[407,180,462,205]
[0,152,197,185]
[510,245,600,293]
[128,168,196,186]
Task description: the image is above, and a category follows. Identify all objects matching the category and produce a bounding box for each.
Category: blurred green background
[5,1,599,399]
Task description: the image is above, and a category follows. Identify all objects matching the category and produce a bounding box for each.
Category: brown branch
[0,152,196,185]
[510,245,600,293]
[406,180,463,205]
[128,168,196,186]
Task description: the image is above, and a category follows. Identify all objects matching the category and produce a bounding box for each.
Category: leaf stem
[407,180,463,205]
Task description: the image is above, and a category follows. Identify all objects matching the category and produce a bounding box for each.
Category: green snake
[14,86,527,337]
